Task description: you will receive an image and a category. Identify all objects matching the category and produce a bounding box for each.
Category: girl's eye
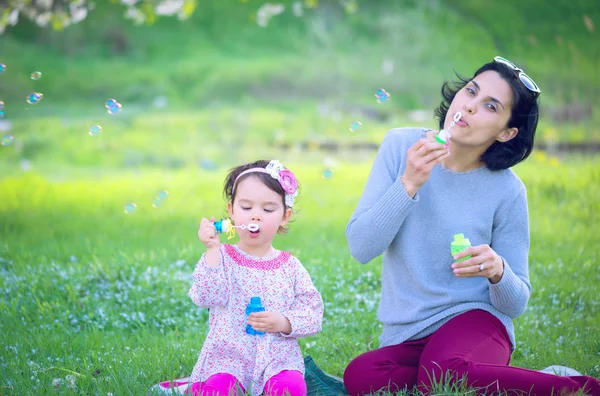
[241,207,251,210]
[466,87,475,95]
[264,209,274,213]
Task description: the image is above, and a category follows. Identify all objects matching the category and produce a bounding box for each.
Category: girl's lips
[456,119,468,127]
[248,230,260,239]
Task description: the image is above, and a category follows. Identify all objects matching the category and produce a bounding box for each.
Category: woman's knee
[264,370,306,396]
[344,353,384,396]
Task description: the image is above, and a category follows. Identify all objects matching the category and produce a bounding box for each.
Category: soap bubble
[0,111,4,119]
[0,64,5,73]
[1,135,14,146]
[89,125,102,136]
[107,102,122,115]
[156,190,169,200]
[322,169,334,179]
[152,199,163,208]
[199,158,217,171]
[0,101,4,110]
[375,88,390,103]
[30,71,42,80]
[26,92,43,105]
[124,203,137,214]
[105,98,118,108]
[349,121,362,132]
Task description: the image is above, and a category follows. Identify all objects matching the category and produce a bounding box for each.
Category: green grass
[0,152,599,394]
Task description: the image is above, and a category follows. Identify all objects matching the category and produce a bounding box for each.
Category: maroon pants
[344,310,599,395]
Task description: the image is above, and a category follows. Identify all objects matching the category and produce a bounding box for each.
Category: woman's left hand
[452,245,505,284]
[247,311,292,334]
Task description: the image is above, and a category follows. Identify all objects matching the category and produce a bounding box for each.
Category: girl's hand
[198,216,220,250]
[451,244,505,284]
[247,312,292,334]
[400,131,450,197]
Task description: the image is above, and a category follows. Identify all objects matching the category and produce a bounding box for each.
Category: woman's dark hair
[223,159,297,234]
[434,60,539,170]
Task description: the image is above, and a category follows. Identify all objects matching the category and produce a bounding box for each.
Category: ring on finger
[479,264,485,272]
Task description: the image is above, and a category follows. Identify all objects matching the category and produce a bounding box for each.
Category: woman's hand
[451,245,505,284]
[247,312,292,334]
[400,131,450,197]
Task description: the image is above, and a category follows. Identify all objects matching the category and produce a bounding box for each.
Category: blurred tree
[0,0,351,33]
[0,0,197,33]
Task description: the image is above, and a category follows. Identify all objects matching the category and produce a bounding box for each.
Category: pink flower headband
[232,160,299,207]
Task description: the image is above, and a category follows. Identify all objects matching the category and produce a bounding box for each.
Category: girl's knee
[202,373,244,396]
[264,370,306,396]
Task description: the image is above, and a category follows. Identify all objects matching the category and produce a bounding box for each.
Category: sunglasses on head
[494,56,541,98]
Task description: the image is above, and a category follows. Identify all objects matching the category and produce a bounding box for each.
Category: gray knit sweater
[346,127,531,350]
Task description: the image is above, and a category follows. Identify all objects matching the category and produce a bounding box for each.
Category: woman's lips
[456,119,468,127]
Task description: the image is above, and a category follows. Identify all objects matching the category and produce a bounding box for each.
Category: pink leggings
[344,310,600,396]
[186,370,306,396]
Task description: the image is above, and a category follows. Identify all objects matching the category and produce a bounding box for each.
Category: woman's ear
[497,127,518,143]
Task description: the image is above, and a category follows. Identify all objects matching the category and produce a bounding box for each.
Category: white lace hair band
[231,160,299,207]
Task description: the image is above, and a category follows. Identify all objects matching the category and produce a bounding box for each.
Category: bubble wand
[435,112,462,145]
[213,219,259,240]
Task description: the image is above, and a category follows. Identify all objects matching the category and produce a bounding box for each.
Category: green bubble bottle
[451,233,472,262]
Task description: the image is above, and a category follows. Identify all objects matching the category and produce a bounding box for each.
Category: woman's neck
[442,144,486,172]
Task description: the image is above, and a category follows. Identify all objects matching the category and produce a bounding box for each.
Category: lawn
[0,148,598,394]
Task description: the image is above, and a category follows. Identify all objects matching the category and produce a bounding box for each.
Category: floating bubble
[375,88,390,103]
[349,121,362,132]
[124,202,137,214]
[0,64,5,73]
[156,190,169,200]
[0,111,4,119]
[105,98,118,108]
[199,158,217,171]
[322,169,334,179]
[30,71,42,80]
[89,125,102,136]
[152,198,163,208]
[1,135,14,146]
[107,102,122,115]
[26,92,43,105]
[0,101,4,110]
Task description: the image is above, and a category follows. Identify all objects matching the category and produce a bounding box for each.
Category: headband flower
[265,160,299,207]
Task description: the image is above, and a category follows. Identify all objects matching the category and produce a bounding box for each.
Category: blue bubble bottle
[245,297,265,336]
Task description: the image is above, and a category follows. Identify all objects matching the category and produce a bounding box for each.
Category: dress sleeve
[188,247,230,309]
[279,257,324,338]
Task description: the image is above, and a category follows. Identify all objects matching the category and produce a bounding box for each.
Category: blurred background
[0,0,598,172]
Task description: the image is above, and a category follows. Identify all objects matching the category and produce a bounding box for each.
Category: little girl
[154,159,324,396]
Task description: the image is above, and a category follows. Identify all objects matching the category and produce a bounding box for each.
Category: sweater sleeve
[489,187,532,318]
[188,247,229,309]
[346,129,420,264]
[280,258,324,339]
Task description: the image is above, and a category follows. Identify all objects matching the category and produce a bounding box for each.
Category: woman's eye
[486,103,497,112]
[466,87,475,95]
